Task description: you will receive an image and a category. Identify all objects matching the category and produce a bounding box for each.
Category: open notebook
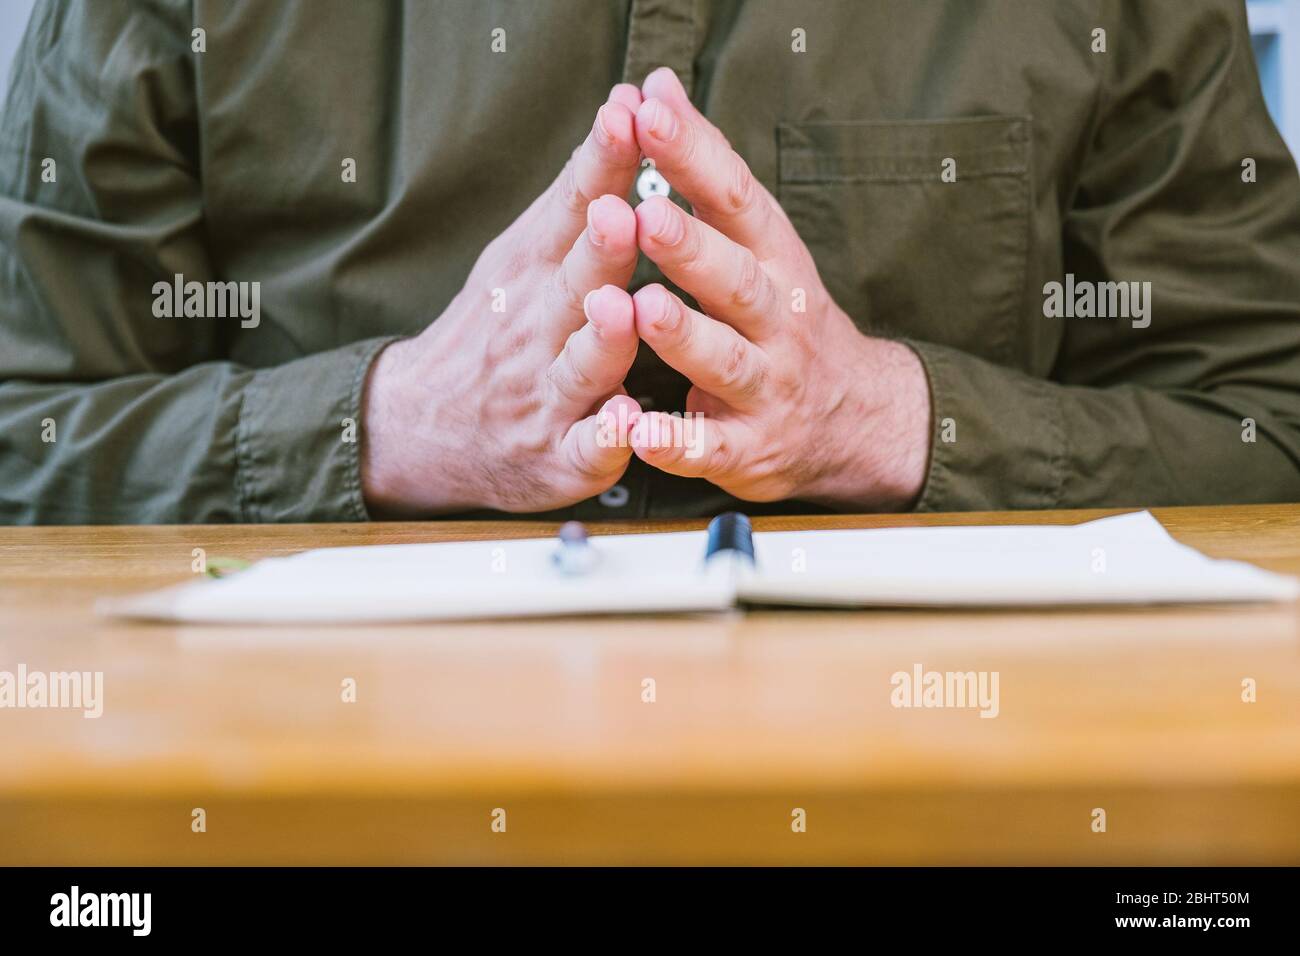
[97,511,1297,624]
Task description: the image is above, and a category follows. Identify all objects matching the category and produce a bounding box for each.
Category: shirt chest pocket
[776,117,1031,365]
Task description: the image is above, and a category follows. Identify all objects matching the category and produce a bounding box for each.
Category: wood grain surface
[1,504,1297,864]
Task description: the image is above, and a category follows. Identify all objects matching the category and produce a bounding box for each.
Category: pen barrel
[705,512,755,566]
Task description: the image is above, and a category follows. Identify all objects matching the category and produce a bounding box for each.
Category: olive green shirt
[1,0,1298,523]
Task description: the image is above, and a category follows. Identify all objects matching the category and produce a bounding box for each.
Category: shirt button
[636,166,671,201]
[599,484,630,508]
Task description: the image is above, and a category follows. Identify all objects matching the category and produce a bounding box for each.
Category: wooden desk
[2,504,1298,865]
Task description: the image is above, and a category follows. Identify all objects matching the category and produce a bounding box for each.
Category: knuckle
[548,349,601,403]
[568,438,609,481]
[724,159,758,217]
[706,431,735,478]
[730,253,765,310]
[492,327,534,363]
[676,120,700,167]
[501,367,535,400]
[502,423,550,460]
[672,222,703,269]
[483,233,531,277]
[545,267,582,317]
[718,339,750,388]
[719,342,765,400]
[557,162,593,218]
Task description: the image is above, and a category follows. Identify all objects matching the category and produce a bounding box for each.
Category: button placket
[615,0,697,521]
[621,0,698,96]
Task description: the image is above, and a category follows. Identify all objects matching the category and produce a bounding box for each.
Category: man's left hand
[627,68,932,510]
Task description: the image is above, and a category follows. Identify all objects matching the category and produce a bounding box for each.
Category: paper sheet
[97,511,1297,623]
[742,511,1298,606]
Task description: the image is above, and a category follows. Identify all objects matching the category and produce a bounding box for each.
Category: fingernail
[593,104,613,146]
[652,294,679,332]
[647,100,677,141]
[587,204,606,246]
[649,202,682,244]
[583,289,598,320]
[646,67,682,96]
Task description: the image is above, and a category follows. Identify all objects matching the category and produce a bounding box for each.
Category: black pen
[704,512,757,580]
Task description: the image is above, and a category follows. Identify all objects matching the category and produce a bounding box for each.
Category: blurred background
[1252,0,1300,154]
[0,0,32,103]
[0,0,1298,155]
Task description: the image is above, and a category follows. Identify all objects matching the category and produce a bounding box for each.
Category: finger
[561,393,641,483]
[636,67,784,256]
[632,283,769,409]
[546,284,639,416]
[536,95,642,261]
[545,194,638,341]
[629,410,730,480]
[635,197,778,337]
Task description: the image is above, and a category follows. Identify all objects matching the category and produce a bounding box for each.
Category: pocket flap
[778,116,1030,183]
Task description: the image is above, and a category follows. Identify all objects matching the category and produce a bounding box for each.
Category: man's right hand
[361,85,646,515]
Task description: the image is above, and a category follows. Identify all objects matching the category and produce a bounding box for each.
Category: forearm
[0,338,393,524]
[905,339,1300,511]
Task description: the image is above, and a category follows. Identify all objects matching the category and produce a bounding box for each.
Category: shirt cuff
[903,338,1067,512]
[235,336,399,522]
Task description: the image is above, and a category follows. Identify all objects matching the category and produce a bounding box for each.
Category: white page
[742,511,1298,606]
[99,530,733,624]
[98,511,1297,624]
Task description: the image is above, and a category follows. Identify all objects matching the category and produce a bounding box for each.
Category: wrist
[360,336,431,517]
[806,335,932,511]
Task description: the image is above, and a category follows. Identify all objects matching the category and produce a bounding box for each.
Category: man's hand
[627,68,931,510]
[361,85,647,515]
